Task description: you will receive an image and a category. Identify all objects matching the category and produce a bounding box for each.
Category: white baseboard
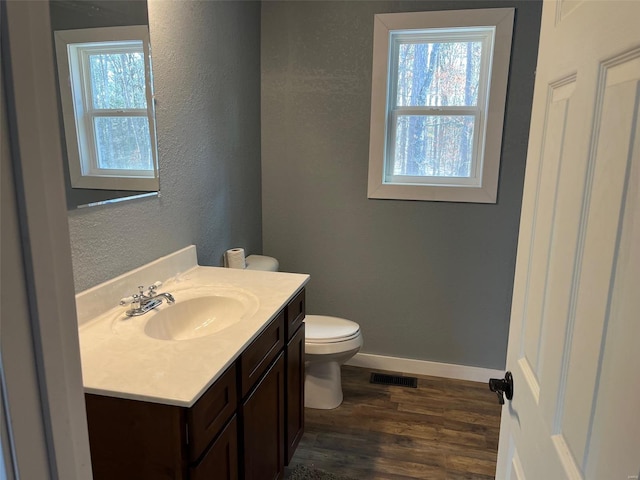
[345,353,503,384]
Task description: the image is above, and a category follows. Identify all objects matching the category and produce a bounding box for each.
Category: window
[368,9,514,203]
[54,26,159,191]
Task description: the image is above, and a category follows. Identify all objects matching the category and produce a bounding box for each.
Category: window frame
[367,8,515,203]
[54,26,159,191]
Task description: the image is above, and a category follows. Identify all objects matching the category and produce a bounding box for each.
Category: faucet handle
[119,295,136,306]
[120,282,163,306]
[148,281,163,296]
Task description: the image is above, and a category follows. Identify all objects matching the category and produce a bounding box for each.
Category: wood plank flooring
[285,366,501,480]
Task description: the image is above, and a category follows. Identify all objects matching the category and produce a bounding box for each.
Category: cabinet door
[285,323,305,464]
[241,353,285,480]
[190,416,238,480]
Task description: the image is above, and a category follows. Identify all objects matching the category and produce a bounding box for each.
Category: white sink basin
[141,288,259,341]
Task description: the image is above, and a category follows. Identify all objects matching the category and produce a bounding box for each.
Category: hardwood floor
[285,366,502,480]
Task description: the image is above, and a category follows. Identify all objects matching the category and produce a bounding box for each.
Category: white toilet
[245,255,363,409]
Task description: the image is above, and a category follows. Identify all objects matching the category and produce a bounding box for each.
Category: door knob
[488,371,513,405]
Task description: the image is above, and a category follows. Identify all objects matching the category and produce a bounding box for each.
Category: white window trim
[385,27,494,188]
[54,26,159,191]
[367,8,514,203]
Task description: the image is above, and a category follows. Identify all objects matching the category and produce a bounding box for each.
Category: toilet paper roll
[225,248,246,269]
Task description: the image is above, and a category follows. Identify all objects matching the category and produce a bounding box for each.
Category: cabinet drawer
[240,311,285,397]
[187,363,237,462]
[286,289,305,340]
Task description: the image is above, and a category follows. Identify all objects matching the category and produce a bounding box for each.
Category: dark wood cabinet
[285,289,305,340]
[285,323,305,464]
[240,310,285,397]
[85,393,187,480]
[284,288,306,465]
[241,353,285,480]
[190,416,238,480]
[85,363,237,480]
[188,363,238,463]
[85,288,305,480]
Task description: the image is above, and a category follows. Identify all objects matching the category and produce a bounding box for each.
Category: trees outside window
[390,34,489,181]
[88,49,153,172]
[368,9,514,203]
[54,26,159,192]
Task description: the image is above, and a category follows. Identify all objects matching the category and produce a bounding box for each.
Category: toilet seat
[304,315,363,356]
[304,315,360,343]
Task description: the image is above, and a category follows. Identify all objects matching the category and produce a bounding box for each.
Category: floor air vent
[369,373,418,388]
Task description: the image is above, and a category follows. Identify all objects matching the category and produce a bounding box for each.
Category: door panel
[561,56,640,466]
[585,121,640,478]
[497,1,640,479]
[521,76,576,387]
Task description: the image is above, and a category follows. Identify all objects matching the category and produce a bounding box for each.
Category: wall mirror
[49,0,159,209]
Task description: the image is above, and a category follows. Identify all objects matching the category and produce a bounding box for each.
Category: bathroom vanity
[75,247,308,480]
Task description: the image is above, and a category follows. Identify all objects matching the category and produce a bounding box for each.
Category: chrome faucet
[119,282,175,317]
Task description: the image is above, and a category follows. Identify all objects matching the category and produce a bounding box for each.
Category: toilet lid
[305,315,360,343]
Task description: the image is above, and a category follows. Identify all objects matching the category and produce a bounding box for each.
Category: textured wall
[68,1,262,292]
[261,0,542,370]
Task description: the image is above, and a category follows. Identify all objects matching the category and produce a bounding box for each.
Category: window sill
[367,182,498,203]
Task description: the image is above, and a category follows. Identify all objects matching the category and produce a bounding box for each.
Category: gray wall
[68,1,262,292]
[261,1,542,370]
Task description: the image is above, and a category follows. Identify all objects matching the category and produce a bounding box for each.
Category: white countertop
[77,247,309,407]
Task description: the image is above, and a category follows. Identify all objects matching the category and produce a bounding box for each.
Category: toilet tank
[245,255,279,272]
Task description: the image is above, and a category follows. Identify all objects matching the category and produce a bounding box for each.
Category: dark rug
[286,464,360,480]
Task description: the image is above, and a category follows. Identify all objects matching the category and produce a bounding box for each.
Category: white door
[496,1,640,479]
